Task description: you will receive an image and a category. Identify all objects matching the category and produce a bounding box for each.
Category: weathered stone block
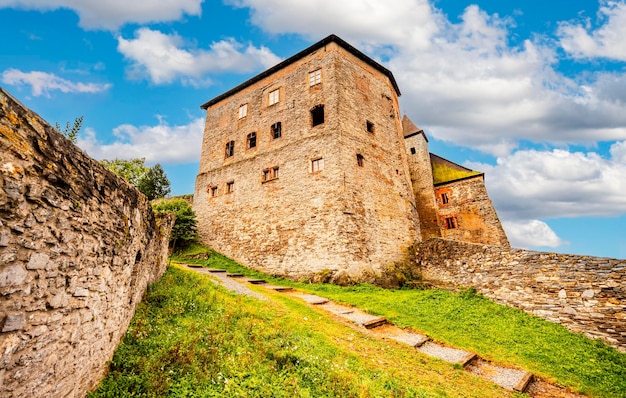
[27,253,49,270]
[1,313,25,332]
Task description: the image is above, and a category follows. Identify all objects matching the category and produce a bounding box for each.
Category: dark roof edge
[403,130,428,142]
[200,34,401,110]
[434,173,484,187]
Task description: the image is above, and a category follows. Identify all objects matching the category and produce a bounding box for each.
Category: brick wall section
[194,42,420,283]
[414,238,626,352]
[0,88,175,397]
[435,176,509,247]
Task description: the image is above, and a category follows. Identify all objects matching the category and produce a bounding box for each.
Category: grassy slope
[90,265,512,398]
[171,246,626,398]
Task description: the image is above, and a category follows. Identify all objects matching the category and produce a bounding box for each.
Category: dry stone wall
[414,238,626,352]
[0,88,174,397]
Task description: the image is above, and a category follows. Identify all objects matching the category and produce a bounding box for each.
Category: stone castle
[193,34,508,282]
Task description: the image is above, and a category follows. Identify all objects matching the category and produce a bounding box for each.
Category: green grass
[171,245,626,398]
[90,264,512,398]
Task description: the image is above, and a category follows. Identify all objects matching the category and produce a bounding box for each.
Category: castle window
[271,122,282,139]
[311,105,324,127]
[311,158,324,173]
[225,140,235,158]
[309,69,321,86]
[247,132,257,149]
[238,104,247,119]
[269,89,280,105]
[356,154,364,167]
[441,192,449,205]
[210,186,218,197]
[262,166,279,182]
[444,216,457,229]
[410,147,416,155]
[366,120,375,133]
[227,181,234,193]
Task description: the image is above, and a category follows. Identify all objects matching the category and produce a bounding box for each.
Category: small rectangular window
[309,69,321,86]
[262,166,279,182]
[444,216,457,229]
[238,104,247,119]
[208,185,218,197]
[356,154,364,167]
[269,89,280,105]
[225,140,235,158]
[271,122,282,139]
[246,132,257,149]
[366,120,374,133]
[227,181,234,193]
[311,105,324,127]
[441,192,449,205]
[410,147,416,155]
[311,158,324,173]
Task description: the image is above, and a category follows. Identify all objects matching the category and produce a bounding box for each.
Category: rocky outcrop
[0,88,174,397]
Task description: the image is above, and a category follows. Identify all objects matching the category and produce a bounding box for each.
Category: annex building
[193,35,508,282]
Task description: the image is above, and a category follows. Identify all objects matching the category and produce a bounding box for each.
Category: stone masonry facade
[415,238,626,352]
[194,35,508,283]
[0,88,174,397]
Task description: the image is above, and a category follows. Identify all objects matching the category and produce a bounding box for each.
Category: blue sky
[1,0,625,259]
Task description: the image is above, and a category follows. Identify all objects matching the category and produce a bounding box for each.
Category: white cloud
[502,219,565,249]
[117,28,281,85]
[229,1,626,155]
[0,0,203,30]
[77,117,204,164]
[1,68,111,97]
[558,0,626,61]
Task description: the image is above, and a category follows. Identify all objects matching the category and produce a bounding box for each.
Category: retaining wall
[0,88,174,397]
[414,238,625,352]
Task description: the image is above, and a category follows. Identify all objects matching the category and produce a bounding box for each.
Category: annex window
[311,158,324,173]
[238,104,247,119]
[356,154,364,167]
[309,69,321,86]
[269,89,280,105]
[225,140,235,158]
[226,181,234,193]
[311,105,324,127]
[247,132,257,149]
[262,166,279,182]
[208,185,218,197]
[366,120,375,133]
[444,216,457,230]
[410,147,416,155]
[271,122,282,139]
[441,192,449,205]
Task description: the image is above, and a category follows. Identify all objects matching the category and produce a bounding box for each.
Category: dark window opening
[247,132,257,149]
[444,216,457,229]
[441,192,449,205]
[311,105,324,127]
[272,122,282,139]
[366,120,374,133]
[356,154,364,167]
[262,166,279,182]
[211,186,218,197]
[227,181,234,193]
[225,140,234,158]
[410,147,416,155]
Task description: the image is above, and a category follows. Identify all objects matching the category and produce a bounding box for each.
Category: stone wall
[414,238,626,352]
[0,88,175,397]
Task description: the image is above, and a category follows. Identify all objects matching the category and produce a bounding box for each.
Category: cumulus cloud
[1,68,111,97]
[77,117,205,164]
[558,0,626,61]
[0,0,203,30]
[117,28,281,85]
[502,219,565,249]
[228,0,626,155]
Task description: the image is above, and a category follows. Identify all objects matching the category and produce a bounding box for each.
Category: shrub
[152,199,198,250]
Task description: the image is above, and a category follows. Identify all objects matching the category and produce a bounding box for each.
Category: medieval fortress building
[193,35,508,281]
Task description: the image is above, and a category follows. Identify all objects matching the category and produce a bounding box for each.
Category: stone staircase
[182,264,585,396]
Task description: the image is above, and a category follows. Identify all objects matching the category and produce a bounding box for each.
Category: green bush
[152,199,197,250]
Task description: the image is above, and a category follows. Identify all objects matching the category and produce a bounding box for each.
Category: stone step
[466,358,533,392]
[265,285,293,292]
[245,278,267,284]
[362,317,387,329]
[206,268,227,273]
[418,342,475,365]
[184,263,203,268]
[381,328,430,348]
[226,273,244,278]
[292,293,329,305]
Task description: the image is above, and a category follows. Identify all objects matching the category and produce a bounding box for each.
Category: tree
[100,158,150,187]
[55,116,83,143]
[138,164,171,200]
[152,199,198,250]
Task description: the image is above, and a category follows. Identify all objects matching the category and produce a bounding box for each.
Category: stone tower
[194,35,421,282]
